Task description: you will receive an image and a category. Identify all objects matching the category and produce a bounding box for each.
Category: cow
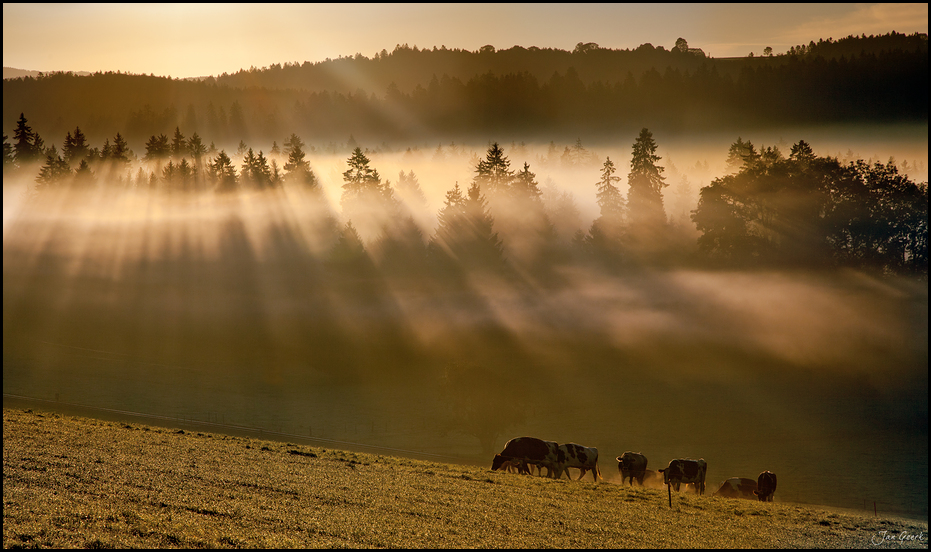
[491,437,559,477]
[554,443,602,482]
[616,452,648,486]
[713,477,758,499]
[754,471,777,502]
[659,458,708,495]
[497,458,521,474]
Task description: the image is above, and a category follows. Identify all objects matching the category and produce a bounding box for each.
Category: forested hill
[3,32,927,147]
[211,32,928,94]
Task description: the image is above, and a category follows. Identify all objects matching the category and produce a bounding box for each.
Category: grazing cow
[616,452,648,486]
[491,437,559,477]
[498,458,520,474]
[659,458,708,495]
[713,477,758,499]
[754,471,777,502]
[554,443,602,482]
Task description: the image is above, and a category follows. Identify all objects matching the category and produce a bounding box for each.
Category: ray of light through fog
[3,126,927,517]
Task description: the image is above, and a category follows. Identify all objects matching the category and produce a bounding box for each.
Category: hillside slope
[3,407,927,548]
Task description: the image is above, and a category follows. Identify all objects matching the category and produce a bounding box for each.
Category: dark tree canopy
[692,142,928,274]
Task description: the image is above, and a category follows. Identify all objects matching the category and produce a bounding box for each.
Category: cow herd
[491,437,777,503]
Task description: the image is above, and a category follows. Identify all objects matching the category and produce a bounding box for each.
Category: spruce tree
[473,142,512,195]
[145,134,171,162]
[13,113,42,166]
[626,128,667,233]
[340,147,397,243]
[170,127,186,160]
[35,145,71,189]
[210,150,238,192]
[588,156,627,254]
[283,133,318,188]
[63,126,89,165]
[110,133,130,164]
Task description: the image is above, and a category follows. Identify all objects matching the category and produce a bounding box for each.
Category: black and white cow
[713,477,758,499]
[659,458,708,495]
[554,443,602,482]
[754,471,777,502]
[616,452,648,486]
[491,437,559,477]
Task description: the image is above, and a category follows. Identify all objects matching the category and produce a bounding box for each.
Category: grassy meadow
[3,407,927,548]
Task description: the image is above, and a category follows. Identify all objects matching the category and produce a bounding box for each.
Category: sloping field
[3,407,927,548]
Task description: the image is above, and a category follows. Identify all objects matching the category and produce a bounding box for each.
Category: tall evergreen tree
[145,134,171,162]
[473,142,512,195]
[62,126,89,165]
[110,133,131,164]
[585,156,628,261]
[431,180,503,270]
[35,145,71,189]
[170,127,186,160]
[13,113,42,166]
[240,148,273,189]
[432,182,467,254]
[282,133,317,188]
[626,128,667,234]
[341,147,397,242]
[725,137,750,173]
[595,157,626,223]
[187,132,207,188]
[209,150,238,192]
[177,158,194,191]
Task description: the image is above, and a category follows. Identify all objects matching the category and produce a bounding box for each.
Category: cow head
[491,454,507,471]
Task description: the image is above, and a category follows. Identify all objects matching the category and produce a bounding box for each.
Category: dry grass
[3,407,927,549]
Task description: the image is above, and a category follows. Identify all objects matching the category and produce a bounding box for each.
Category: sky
[3,3,928,78]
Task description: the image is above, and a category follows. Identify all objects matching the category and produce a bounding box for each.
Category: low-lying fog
[3,128,928,518]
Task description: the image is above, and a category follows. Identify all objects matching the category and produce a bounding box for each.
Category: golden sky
[3,3,928,78]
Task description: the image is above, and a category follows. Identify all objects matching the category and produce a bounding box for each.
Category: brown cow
[754,471,777,502]
[616,452,648,486]
[491,437,559,477]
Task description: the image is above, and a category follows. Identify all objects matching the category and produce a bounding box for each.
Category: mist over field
[3,29,929,528]
[4,128,928,519]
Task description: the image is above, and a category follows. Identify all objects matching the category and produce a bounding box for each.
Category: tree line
[6,113,926,276]
[3,33,926,146]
